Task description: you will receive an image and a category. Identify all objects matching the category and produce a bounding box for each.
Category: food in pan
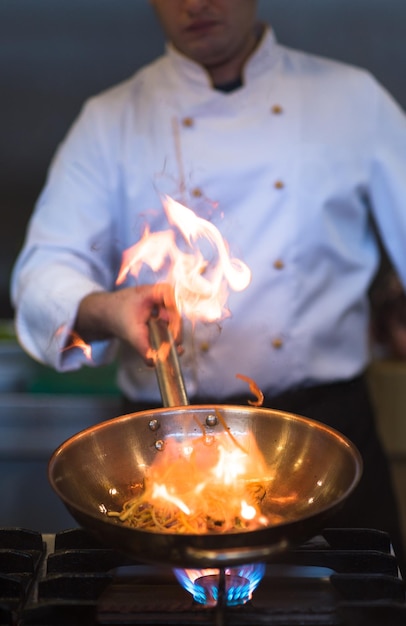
[107,408,288,534]
[107,476,280,534]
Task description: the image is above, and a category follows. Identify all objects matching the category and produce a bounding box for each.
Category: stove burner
[195,572,249,607]
[174,562,266,606]
[0,527,405,625]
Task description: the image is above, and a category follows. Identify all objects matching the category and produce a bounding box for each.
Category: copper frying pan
[48,321,362,568]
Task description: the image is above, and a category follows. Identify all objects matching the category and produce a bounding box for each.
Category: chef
[11,0,406,570]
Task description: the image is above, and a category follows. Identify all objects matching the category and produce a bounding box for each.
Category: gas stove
[0,527,405,626]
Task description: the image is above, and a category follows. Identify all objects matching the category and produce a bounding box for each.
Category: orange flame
[116,195,251,323]
[130,422,270,532]
[57,326,93,361]
[108,198,263,531]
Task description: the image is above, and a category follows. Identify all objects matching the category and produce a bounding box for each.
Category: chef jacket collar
[165,24,279,90]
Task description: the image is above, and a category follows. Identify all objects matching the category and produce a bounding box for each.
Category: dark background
[1,0,406,319]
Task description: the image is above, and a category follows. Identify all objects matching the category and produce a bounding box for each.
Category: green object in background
[27,362,120,395]
[0,320,17,341]
[0,321,120,395]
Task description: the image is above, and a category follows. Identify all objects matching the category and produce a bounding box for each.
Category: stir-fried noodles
[107,381,279,534]
[107,478,270,533]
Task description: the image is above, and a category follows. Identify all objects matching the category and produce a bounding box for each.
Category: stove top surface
[0,527,405,626]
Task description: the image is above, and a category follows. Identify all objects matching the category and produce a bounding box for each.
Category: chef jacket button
[271,337,284,349]
[192,187,203,197]
[273,259,285,270]
[271,104,283,115]
[200,341,210,353]
[182,116,194,127]
[274,180,285,189]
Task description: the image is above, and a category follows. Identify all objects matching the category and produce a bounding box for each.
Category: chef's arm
[74,284,181,365]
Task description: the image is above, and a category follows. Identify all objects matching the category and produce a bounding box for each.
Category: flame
[59,197,252,362]
[151,484,191,515]
[116,195,251,323]
[106,199,270,537]
[57,326,93,361]
[115,420,271,534]
[211,445,249,486]
[174,562,266,606]
[240,500,256,520]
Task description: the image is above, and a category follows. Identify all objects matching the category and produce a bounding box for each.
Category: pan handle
[184,538,290,567]
[149,317,189,408]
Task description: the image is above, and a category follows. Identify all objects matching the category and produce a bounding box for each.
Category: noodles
[108,390,271,535]
[107,415,272,534]
[108,478,268,534]
[235,373,264,406]
[213,408,248,454]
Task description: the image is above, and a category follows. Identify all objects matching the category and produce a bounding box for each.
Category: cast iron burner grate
[0,527,405,626]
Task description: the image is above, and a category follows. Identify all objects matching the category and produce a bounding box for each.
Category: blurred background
[0,0,406,535]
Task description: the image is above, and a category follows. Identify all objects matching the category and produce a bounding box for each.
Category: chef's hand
[74,283,182,365]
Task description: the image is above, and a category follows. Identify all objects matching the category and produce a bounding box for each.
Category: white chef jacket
[11,27,406,402]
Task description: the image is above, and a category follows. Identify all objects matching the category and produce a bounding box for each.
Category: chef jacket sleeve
[368,79,406,289]
[10,98,123,371]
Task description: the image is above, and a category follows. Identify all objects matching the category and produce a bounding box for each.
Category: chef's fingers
[152,283,183,345]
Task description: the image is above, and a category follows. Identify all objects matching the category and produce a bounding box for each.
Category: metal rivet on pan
[148,419,160,432]
[205,414,218,427]
[154,439,165,451]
